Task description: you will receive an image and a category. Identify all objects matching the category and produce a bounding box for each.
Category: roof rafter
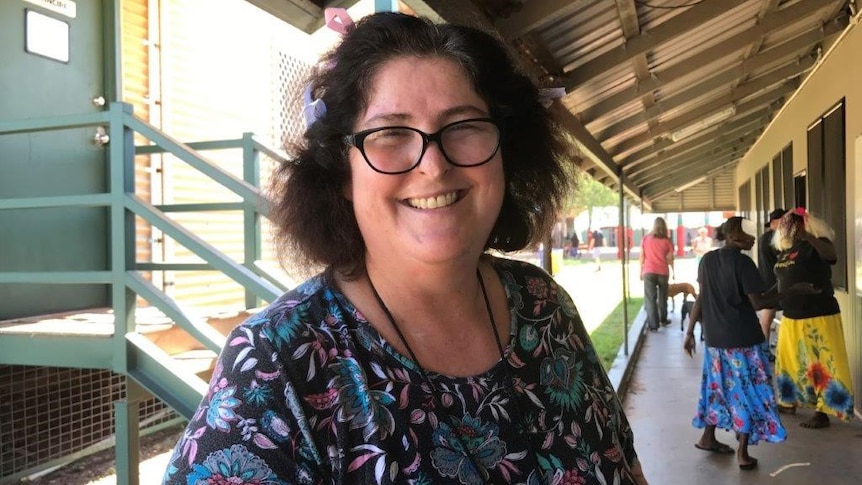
[495,0,590,39]
[597,56,814,141]
[634,132,760,188]
[621,108,770,170]
[626,115,769,178]
[609,79,798,158]
[562,0,748,87]
[647,158,741,200]
[580,18,844,123]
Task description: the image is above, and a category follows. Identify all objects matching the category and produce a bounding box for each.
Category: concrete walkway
[624,294,862,485]
[551,255,862,484]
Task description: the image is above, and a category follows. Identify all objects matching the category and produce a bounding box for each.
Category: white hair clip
[302,83,327,128]
[302,8,355,128]
[538,87,566,108]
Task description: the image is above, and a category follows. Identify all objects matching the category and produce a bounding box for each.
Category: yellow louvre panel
[711,170,736,210]
[159,0,318,310]
[121,0,155,283]
[159,0,277,311]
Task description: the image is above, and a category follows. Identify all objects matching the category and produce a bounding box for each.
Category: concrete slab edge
[605,305,648,400]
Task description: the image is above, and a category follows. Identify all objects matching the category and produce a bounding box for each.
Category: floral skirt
[692,343,787,445]
[774,313,855,420]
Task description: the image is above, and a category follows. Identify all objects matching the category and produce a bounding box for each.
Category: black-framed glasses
[343,117,501,175]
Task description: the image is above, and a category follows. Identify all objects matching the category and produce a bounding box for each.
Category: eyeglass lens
[361,119,499,174]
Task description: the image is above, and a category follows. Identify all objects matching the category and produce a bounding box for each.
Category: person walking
[640,217,674,331]
[757,209,785,342]
[161,11,648,484]
[773,208,855,428]
[684,216,815,471]
[588,229,604,271]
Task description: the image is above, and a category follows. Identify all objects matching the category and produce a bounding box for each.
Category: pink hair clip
[793,207,807,217]
[324,8,355,36]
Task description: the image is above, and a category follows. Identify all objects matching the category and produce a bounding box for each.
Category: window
[806,100,846,290]
[738,179,751,220]
[758,166,769,236]
[794,171,806,211]
[771,143,794,209]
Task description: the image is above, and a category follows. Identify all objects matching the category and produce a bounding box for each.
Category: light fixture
[669,105,737,142]
[674,176,707,193]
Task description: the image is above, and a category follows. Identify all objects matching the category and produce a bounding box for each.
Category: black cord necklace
[367,267,506,478]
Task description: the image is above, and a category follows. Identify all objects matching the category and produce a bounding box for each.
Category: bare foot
[738,456,758,470]
[694,440,734,454]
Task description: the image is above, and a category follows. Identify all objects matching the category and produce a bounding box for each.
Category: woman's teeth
[408,192,457,209]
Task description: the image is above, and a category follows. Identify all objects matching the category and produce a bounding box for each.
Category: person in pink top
[640,217,675,331]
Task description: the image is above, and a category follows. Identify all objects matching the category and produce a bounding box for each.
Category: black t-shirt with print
[698,247,766,349]
[774,238,840,319]
[757,230,779,288]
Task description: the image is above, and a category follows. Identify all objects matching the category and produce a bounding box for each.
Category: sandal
[800,412,830,429]
[777,404,796,414]
[738,457,758,470]
[694,442,734,454]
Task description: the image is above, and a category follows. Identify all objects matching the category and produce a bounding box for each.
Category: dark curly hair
[269,12,576,277]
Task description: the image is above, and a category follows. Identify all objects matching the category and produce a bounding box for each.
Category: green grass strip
[589,297,644,371]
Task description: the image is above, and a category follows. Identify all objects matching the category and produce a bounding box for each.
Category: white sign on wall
[25,9,69,63]
[23,0,77,19]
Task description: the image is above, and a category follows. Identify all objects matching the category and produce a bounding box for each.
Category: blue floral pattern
[162,257,640,484]
[692,343,787,445]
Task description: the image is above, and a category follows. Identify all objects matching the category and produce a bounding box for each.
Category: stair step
[143,308,259,354]
[0,307,175,337]
[172,349,218,376]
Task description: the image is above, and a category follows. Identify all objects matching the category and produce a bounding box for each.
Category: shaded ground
[23,425,183,484]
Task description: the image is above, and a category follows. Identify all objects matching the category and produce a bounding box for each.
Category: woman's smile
[405,190,461,209]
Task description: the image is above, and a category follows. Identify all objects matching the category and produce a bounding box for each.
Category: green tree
[564,171,617,231]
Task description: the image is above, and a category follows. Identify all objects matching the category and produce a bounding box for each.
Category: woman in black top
[772,209,855,429]
[684,217,814,470]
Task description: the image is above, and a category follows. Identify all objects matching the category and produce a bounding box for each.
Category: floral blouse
[162,257,640,484]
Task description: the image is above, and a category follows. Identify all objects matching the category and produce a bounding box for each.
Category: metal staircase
[0,102,289,482]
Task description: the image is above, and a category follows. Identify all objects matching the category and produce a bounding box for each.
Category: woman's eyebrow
[362,113,411,126]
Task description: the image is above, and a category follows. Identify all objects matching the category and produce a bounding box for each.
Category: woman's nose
[417,141,451,176]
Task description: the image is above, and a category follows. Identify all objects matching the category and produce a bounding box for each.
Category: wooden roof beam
[580,18,844,123]
[562,0,748,87]
[609,79,797,158]
[597,56,814,141]
[621,107,769,170]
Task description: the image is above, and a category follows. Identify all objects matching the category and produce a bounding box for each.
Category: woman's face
[344,56,505,267]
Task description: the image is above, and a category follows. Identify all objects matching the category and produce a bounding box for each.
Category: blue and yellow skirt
[774,313,855,420]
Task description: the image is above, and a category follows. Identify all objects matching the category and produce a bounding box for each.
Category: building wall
[137,0,318,311]
[736,17,862,414]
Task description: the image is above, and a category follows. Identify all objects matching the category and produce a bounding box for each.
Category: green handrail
[0,101,289,416]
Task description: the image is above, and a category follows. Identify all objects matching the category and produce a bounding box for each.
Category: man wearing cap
[758,208,786,340]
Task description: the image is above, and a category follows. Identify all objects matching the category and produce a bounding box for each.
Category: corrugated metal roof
[248,0,853,211]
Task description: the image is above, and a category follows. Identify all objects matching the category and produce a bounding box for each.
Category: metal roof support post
[374,0,398,12]
[618,168,629,356]
[242,133,262,309]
